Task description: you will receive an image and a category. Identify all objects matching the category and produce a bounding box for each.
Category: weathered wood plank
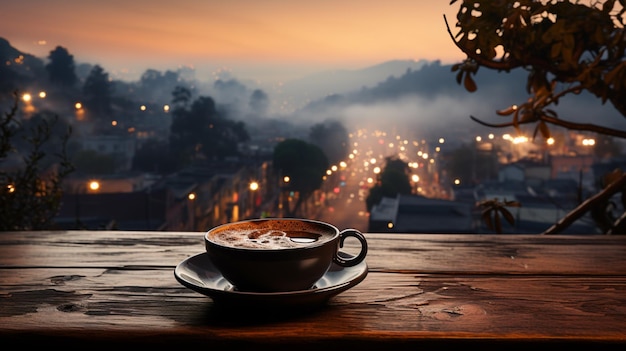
[1,231,625,275]
[2,231,625,349]
[1,268,625,340]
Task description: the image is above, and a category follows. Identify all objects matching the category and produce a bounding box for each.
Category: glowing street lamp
[88,181,100,192]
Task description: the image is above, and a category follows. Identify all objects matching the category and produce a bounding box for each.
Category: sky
[1,0,464,83]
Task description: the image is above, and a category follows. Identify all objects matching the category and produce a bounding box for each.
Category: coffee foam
[211,229,303,249]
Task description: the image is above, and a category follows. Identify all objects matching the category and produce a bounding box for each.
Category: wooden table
[1,230,625,350]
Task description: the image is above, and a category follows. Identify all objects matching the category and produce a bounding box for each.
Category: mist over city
[1,26,625,234]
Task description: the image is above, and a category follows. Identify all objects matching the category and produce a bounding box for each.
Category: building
[369,194,477,233]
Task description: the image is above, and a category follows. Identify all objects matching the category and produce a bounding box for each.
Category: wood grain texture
[1,231,625,349]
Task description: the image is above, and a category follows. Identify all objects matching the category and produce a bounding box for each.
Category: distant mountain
[289,60,626,139]
[2,35,624,140]
[274,59,429,112]
[285,59,429,92]
[0,37,47,96]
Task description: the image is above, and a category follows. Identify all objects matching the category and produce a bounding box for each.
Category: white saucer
[174,251,368,308]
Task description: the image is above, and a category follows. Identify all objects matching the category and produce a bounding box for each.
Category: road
[315,169,370,233]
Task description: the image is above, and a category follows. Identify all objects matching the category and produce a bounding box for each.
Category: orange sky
[1,1,464,82]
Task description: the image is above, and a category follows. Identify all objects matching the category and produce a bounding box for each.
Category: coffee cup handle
[334,229,368,267]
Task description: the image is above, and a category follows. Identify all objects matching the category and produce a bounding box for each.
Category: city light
[249,181,259,191]
[88,181,100,191]
[582,138,596,146]
[188,193,196,200]
[512,136,529,144]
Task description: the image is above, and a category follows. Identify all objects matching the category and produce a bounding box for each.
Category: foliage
[272,139,329,217]
[82,65,113,119]
[448,0,626,137]
[309,120,350,166]
[365,156,412,211]
[137,69,182,103]
[479,198,522,233]
[0,92,74,230]
[46,46,78,88]
[249,89,269,117]
[169,91,250,166]
[447,0,626,234]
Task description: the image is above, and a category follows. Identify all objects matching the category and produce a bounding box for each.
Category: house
[369,194,477,233]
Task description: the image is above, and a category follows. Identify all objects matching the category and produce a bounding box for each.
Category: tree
[365,156,412,212]
[46,46,78,88]
[169,93,250,167]
[309,120,350,166]
[137,69,182,103]
[447,0,626,234]
[272,139,329,217]
[0,93,74,230]
[249,89,269,117]
[82,65,113,119]
[171,85,192,109]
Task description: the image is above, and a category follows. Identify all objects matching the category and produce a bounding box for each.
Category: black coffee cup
[204,218,368,292]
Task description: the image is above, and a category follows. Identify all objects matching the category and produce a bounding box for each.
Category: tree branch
[543,173,626,234]
[470,115,626,139]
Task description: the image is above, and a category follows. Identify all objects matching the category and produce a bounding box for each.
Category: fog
[3,33,626,151]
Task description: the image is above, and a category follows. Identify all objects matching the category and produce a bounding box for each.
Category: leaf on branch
[538,120,551,139]
[499,207,516,226]
[494,212,502,233]
[496,105,517,116]
[464,72,477,92]
[482,209,494,231]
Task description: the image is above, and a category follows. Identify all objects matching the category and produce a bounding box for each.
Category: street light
[249,181,260,218]
[88,181,100,192]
